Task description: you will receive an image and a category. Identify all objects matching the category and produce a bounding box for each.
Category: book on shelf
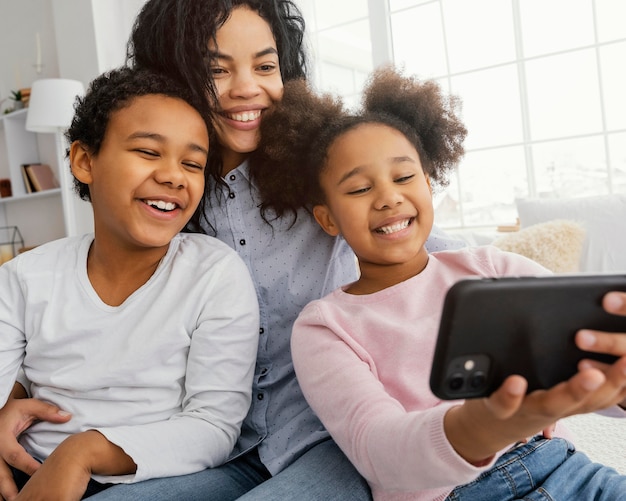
[21,163,60,193]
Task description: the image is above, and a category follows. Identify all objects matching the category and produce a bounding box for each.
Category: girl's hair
[127,0,307,233]
[250,66,468,222]
[66,66,207,202]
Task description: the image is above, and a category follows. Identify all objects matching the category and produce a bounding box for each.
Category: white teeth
[146,200,176,212]
[376,219,410,234]
[227,110,262,122]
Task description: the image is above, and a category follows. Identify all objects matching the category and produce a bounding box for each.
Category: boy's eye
[182,161,206,171]
[258,64,276,72]
[347,187,370,195]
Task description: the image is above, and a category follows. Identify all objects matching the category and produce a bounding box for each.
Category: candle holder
[0,226,24,265]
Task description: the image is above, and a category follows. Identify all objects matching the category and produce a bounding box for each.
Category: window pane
[609,132,626,193]
[311,0,369,30]
[437,146,528,227]
[525,49,602,141]
[520,0,594,57]
[442,0,516,73]
[596,0,626,43]
[390,0,433,10]
[314,20,373,96]
[433,173,462,227]
[532,136,608,198]
[391,3,447,78]
[600,42,626,131]
[451,65,523,150]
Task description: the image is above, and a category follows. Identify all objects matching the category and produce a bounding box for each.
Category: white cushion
[492,220,586,273]
[516,195,626,273]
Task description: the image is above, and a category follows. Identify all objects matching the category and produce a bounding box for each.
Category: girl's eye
[136,149,158,157]
[395,174,415,183]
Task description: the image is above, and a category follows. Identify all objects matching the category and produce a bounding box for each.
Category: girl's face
[209,6,284,174]
[313,123,433,273]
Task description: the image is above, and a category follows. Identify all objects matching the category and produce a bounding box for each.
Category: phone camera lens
[469,371,486,389]
[448,374,465,391]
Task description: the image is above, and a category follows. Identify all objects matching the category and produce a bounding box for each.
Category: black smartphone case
[430,274,626,400]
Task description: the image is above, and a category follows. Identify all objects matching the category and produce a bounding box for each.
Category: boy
[0,67,259,500]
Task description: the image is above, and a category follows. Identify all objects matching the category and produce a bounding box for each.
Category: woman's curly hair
[250,65,467,223]
[66,66,208,201]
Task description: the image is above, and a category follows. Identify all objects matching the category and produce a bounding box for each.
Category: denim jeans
[446,436,626,500]
[86,438,371,501]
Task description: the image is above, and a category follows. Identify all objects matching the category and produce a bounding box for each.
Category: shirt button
[229,174,236,181]
[229,192,235,199]
[239,239,246,246]
[259,327,265,335]
[257,393,264,401]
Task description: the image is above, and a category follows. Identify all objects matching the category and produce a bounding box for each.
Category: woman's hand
[0,390,71,501]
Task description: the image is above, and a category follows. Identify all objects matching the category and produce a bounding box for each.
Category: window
[297,0,626,229]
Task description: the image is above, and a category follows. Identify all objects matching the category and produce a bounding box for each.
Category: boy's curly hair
[250,65,467,222]
[66,66,209,202]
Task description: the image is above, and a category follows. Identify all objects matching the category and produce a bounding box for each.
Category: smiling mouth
[223,110,262,122]
[375,218,413,234]
[144,199,178,212]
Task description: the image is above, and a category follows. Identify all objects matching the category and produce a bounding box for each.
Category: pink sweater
[291,246,570,501]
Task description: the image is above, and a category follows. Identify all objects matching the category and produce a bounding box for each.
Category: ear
[69,141,94,185]
[313,204,340,237]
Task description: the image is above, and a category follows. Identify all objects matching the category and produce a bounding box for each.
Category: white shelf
[0,108,66,246]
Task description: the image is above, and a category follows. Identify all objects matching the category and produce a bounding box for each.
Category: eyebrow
[127,132,209,156]
[337,156,416,185]
[208,47,279,61]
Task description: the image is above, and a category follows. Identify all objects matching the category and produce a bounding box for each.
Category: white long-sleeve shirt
[0,233,259,484]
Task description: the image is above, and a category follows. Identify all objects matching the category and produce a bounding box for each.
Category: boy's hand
[15,431,136,501]
[0,397,71,501]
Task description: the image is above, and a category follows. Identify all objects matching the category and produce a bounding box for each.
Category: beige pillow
[492,219,586,273]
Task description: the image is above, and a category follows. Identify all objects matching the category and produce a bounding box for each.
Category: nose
[374,183,403,210]
[154,159,187,189]
[229,70,261,99]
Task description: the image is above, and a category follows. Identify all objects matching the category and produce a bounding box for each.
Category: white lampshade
[26,78,85,132]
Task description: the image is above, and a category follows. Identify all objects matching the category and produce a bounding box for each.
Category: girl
[258,66,626,500]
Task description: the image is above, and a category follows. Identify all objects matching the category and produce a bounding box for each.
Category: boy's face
[313,123,433,268]
[72,94,208,251]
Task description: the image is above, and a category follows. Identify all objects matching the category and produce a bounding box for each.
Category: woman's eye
[258,64,277,73]
[210,67,227,76]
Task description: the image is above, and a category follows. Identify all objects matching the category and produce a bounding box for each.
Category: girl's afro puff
[250,66,467,223]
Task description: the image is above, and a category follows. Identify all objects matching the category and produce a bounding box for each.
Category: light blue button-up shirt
[201,161,465,475]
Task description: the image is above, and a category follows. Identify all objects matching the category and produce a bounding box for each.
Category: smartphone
[429,274,626,400]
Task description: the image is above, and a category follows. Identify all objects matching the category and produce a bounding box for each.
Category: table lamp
[26,78,85,236]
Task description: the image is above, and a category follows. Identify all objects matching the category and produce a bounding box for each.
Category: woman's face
[209,6,284,174]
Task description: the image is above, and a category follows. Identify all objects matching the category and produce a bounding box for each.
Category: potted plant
[10,90,24,109]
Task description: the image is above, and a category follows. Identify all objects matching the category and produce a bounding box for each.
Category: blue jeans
[86,439,371,500]
[447,436,626,500]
